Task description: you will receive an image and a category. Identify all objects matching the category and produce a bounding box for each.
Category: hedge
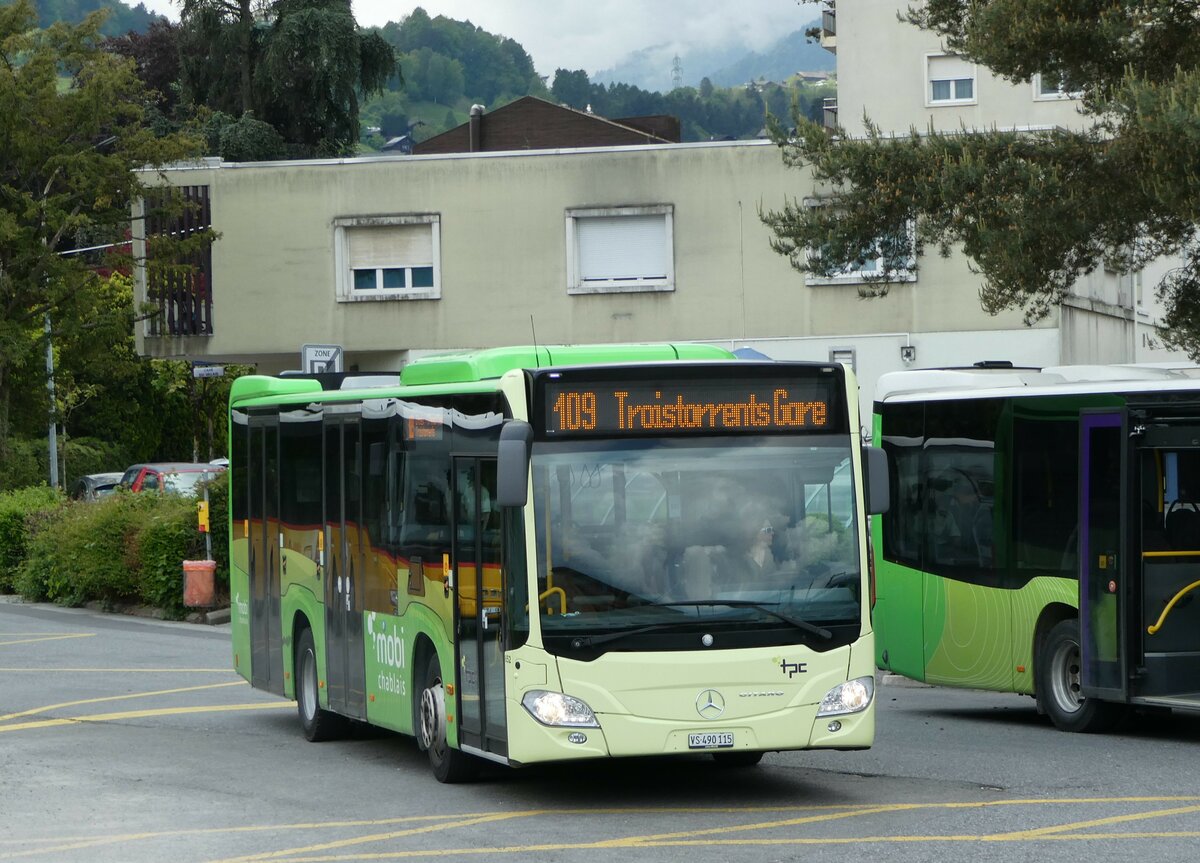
[0,486,63,593]
[5,471,229,618]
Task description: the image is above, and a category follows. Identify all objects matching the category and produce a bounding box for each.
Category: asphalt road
[3,597,1199,863]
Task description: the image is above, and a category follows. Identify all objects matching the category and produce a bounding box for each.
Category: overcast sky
[138,1,818,77]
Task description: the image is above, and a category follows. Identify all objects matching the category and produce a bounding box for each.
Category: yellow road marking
[208,813,541,863]
[0,701,292,733]
[0,667,233,672]
[990,802,1200,839]
[594,803,924,846]
[0,681,248,722]
[0,633,94,647]
[3,801,1200,861]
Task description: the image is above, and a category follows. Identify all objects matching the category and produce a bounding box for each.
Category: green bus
[228,343,889,781]
[872,362,1200,732]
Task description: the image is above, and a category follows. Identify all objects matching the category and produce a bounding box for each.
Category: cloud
[136,0,818,77]
[383,1,817,75]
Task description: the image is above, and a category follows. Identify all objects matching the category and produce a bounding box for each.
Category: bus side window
[401,456,451,551]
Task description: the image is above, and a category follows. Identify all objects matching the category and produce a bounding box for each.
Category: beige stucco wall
[836,0,1089,138]
[138,140,1042,372]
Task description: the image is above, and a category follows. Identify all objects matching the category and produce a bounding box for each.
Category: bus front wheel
[1036,620,1125,733]
[296,628,348,742]
[418,654,479,783]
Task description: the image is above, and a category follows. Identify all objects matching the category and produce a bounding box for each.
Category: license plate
[688,731,734,749]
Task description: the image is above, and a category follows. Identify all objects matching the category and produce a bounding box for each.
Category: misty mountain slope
[594,22,831,92]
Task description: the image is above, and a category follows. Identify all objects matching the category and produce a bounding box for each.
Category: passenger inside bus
[676,499,779,599]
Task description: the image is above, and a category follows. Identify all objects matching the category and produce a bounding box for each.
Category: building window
[566,205,674,294]
[803,208,917,286]
[927,54,976,105]
[334,215,440,302]
[1033,72,1082,101]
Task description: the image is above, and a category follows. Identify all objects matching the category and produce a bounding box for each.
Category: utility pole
[45,313,58,488]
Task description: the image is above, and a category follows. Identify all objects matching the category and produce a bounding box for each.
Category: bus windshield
[531,436,861,654]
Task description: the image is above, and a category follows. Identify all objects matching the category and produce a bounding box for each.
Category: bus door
[451,456,507,759]
[248,414,284,695]
[324,415,367,720]
[1130,416,1200,706]
[1078,410,1128,701]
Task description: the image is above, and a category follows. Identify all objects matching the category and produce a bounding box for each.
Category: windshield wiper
[649,600,834,641]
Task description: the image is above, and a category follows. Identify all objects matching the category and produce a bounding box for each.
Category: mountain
[31,0,160,36]
[593,22,833,93]
[707,28,834,87]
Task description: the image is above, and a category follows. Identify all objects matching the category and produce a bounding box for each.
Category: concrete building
[815,0,1181,385]
[135,5,1184,423]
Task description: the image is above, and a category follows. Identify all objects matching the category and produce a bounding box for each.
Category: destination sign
[542,379,840,436]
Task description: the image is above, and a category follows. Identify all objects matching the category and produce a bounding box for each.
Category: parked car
[119,462,225,497]
[69,472,125,502]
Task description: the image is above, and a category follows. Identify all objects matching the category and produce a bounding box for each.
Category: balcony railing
[823,98,839,131]
[821,6,836,52]
[145,185,213,337]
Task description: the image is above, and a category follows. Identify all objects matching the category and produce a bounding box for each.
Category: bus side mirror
[864,446,890,515]
[496,420,534,507]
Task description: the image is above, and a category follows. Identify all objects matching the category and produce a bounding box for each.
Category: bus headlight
[816,676,875,717]
[521,690,600,727]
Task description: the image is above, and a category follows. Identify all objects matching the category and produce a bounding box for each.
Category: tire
[417,653,478,783]
[1035,619,1126,733]
[296,628,348,742]
[712,750,765,768]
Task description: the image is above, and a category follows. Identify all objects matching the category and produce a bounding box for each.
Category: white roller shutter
[577,214,667,281]
[348,224,432,268]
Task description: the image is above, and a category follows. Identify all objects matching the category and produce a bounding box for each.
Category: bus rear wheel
[1036,619,1125,733]
[417,654,478,783]
[296,628,348,742]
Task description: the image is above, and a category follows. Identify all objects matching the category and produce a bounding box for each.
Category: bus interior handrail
[539,586,566,616]
[1147,578,1200,635]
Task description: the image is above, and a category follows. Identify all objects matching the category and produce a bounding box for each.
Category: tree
[178,0,257,116]
[257,0,394,154]
[763,0,1200,357]
[102,20,182,113]
[0,1,201,455]
[179,0,395,157]
[550,68,591,110]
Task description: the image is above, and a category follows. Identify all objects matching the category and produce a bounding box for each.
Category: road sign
[192,365,225,379]
[301,344,343,373]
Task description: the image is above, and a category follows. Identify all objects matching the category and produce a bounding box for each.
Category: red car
[119,462,224,496]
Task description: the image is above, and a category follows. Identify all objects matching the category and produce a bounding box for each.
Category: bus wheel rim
[1051,640,1083,713]
[301,650,317,721]
[420,684,446,752]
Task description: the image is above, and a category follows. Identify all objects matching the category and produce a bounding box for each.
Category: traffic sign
[192,365,225,378]
[301,344,343,373]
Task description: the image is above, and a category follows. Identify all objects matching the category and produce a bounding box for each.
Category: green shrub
[61,437,131,490]
[17,493,147,606]
[204,471,229,591]
[15,490,208,617]
[0,486,63,592]
[134,494,204,618]
[0,438,49,492]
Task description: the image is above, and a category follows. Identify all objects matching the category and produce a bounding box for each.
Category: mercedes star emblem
[695,689,725,719]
